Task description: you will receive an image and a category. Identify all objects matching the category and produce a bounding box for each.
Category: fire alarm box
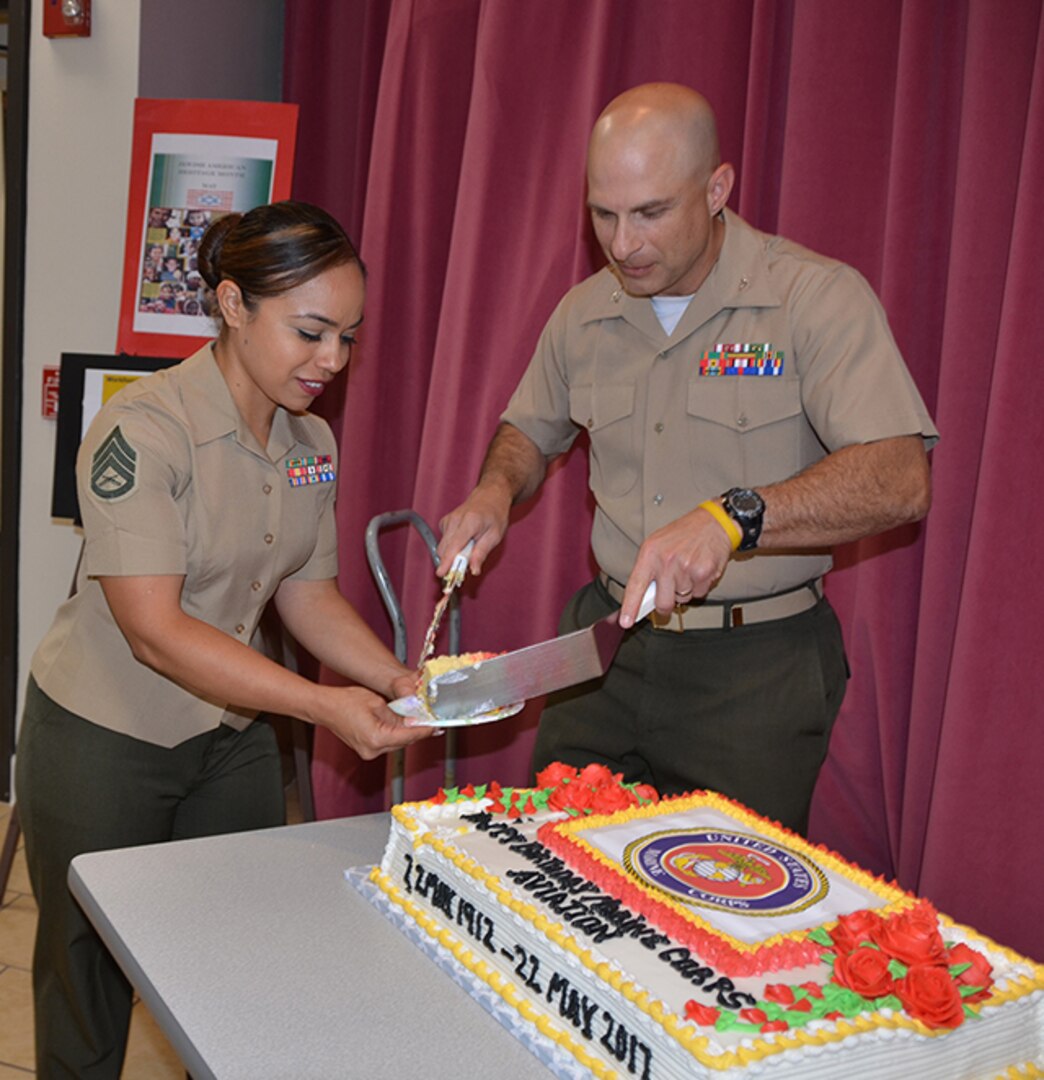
[43,0,92,38]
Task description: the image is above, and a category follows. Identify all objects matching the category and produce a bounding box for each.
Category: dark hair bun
[197,214,242,290]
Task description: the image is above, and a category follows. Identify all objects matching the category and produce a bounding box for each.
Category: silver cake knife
[425,583,657,720]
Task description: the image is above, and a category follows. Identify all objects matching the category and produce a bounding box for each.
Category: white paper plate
[388,695,524,728]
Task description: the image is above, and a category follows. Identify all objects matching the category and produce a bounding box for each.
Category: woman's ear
[215,280,245,328]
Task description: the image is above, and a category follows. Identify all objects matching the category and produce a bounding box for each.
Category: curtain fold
[284,0,1044,961]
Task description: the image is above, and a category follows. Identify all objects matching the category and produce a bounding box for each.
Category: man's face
[587,134,724,298]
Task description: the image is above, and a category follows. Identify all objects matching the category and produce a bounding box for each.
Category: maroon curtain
[284,0,1044,962]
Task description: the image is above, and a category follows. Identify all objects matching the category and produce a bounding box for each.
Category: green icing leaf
[873,995,902,1012]
[822,986,870,1016]
[808,927,835,947]
[887,958,908,978]
[959,984,985,999]
[949,962,972,978]
[473,784,488,798]
[529,789,551,811]
[443,786,460,801]
[714,1013,760,1034]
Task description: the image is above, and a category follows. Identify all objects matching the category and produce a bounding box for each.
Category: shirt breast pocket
[569,381,639,498]
[686,376,805,483]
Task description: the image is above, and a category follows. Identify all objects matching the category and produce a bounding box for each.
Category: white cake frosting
[368,780,1044,1079]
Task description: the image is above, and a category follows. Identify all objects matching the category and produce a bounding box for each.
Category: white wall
[17,4,142,771]
[12,2,285,796]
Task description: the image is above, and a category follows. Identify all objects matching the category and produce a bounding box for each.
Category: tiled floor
[0,780,304,1076]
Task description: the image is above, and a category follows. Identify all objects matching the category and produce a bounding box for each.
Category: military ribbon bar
[285,455,335,487]
[698,343,784,376]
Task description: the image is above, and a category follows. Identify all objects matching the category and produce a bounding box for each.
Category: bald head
[585,84,734,297]
[588,83,721,186]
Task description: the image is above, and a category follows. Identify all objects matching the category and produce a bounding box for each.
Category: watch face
[728,489,764,517]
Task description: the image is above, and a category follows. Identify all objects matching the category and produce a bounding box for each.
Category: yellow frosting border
[383,800,1044,1074]
[369,864,619,1079]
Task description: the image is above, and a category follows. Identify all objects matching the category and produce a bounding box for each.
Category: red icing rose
[761,1020,790,1033]
[787,997,813,1013]
[831,945,896,999]
[536,762,578,788]
[547,782,594,814]
[764,984,796,1005]
[590,783,635,814]
[895,963,966,1029]
[740,1008,768,1025]
[576,762,617,788]
[632,783,660,804]
[947,942,994,1004]
[828,909,884,953]
[799,982,824,999]
[871,906,947,966]
[684,1000,720,1025]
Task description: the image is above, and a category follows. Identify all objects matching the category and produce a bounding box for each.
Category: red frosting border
[536,789,920,978]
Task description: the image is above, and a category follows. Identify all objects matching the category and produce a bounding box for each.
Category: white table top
[69,814,552,1079]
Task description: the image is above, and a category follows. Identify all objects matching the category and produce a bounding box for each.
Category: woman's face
[221,260,365,416]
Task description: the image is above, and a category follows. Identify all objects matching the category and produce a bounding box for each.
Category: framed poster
[116,98,298,358]
[51,353,180,523]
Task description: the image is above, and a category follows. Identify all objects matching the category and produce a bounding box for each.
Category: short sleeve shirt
[31,345,340,747]
[501,210,939,597]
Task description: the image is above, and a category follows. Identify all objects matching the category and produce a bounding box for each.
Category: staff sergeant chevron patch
[91,426,138,500]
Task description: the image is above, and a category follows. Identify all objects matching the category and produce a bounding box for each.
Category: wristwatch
[721,488,765,551]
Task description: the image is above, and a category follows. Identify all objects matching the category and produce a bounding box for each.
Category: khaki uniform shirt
[502,209,939,598]
[31,345,340,747]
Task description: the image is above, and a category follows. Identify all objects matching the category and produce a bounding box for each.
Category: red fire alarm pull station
[43,0,92,38]
[42,367,61,419]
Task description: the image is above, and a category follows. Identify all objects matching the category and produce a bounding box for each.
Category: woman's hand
[318,685,432,760]
[390,670,421,702]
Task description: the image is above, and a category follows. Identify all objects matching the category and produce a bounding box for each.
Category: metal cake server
[423,583,657,720]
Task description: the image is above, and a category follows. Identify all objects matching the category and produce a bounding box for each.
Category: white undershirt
[650,294,695,336]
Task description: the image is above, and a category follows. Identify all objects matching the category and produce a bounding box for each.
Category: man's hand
[619,505,734,626]
[437,485,512,577]
[436,423,549,576]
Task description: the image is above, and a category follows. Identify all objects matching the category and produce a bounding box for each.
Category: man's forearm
[477,422,549,505]
[757,435,931,549]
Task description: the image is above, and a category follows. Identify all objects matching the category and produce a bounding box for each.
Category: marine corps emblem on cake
[623,829,828,917]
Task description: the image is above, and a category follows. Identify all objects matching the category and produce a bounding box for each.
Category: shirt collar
[178,344,321,461]
[579,208,781,341]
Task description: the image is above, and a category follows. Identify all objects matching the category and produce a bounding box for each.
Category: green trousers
[533,578,849,834]
[15,678,285,1079]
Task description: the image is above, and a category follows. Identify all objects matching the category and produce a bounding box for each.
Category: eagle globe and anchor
[623,828,829,917]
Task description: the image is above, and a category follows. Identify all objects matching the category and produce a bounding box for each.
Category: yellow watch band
[699,498,743,551]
